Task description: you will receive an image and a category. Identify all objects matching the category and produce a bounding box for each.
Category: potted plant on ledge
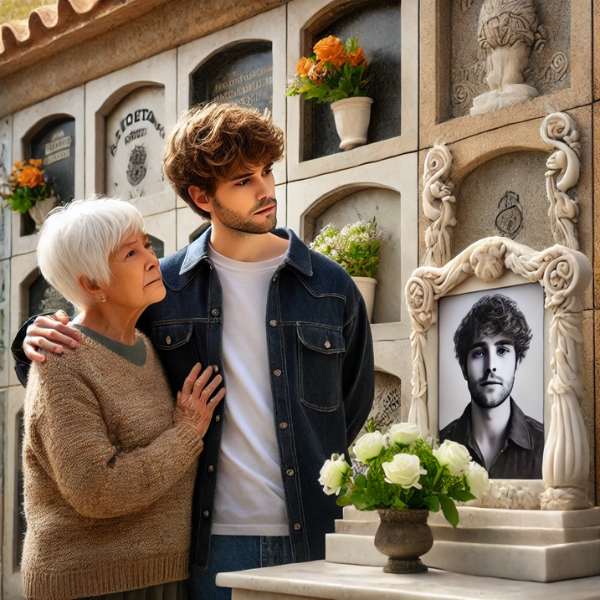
[2,159,57,232]
[287,35,372,151]
[310,217,383,322]
[319,420,490,574]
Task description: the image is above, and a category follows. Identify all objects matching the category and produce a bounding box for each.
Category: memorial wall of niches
[0,0,598,595]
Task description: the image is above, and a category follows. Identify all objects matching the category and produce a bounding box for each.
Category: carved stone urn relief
[471,0,544,115]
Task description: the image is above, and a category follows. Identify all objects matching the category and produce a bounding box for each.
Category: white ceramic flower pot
[352,276,377,323]
[28,196,57,232]
[330,97,373,151]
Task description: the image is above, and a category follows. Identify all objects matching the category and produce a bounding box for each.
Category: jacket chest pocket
[297,325,345,412]
[151,323,199,391]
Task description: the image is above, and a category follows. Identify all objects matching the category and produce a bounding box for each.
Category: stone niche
[21,117,76,236]
[148,234,165,259]
[452,151,557,256]
[28,272,75,319]
[301,0,401,161]
[447,0,571,120]
[306,186,401,325]
[105,86,166,202]
[191,41,273,112]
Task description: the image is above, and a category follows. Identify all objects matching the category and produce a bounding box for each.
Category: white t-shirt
[209,244,289,536]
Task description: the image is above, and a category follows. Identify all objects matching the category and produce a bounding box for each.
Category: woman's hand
[174,363,225,438]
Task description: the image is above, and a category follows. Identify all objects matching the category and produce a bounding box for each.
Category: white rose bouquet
[319,419,490,527]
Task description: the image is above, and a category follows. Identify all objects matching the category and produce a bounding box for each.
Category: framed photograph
[438,282,545,481]
[405,238,591,510]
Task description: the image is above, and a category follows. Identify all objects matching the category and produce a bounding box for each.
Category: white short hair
[37,196,145,311]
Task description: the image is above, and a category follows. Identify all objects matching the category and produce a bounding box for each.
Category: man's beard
[468,373,516,410]
[212,195,277,235]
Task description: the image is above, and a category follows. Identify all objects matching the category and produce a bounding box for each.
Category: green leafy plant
[2,159,54,213]
[286,35,371,104]
[310,217,384,279]
[319,419,490,528]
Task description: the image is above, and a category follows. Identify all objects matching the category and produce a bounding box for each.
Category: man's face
[209,163,277,235]
[464,333,519,409]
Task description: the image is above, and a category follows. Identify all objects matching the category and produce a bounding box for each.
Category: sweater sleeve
[29,364,204,519]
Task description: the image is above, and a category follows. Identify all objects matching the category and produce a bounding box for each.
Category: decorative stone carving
[471,0,545,116]
[405,237,592,509]
[540,112,580,250]
[422,144,456,268]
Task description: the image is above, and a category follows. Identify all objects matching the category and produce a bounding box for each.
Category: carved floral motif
[540,112,581,250]
[422,144,456,268]
[406,237,592,509]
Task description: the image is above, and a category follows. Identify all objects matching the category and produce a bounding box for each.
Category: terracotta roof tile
[0,0,166,71]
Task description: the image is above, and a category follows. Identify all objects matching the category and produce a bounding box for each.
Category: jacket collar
[179,226,313,277]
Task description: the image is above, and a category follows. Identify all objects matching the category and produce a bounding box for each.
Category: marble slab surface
[217,560,600,599]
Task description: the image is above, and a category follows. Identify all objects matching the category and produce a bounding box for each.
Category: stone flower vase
[29,196,57,232]
[374,509,433,574]
[351,276,377,323]
[330,97,373,151]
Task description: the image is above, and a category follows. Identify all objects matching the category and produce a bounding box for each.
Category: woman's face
[103,230,166,311]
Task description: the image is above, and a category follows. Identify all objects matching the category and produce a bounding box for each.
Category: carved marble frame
[406,237,592,510]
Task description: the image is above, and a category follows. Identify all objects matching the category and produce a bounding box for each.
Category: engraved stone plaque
[30,118,76,205]
[29,273,75,321]
[106,86,166,201]
[191,42,273,112]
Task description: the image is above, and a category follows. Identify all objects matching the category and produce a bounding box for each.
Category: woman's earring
[100,295,107,303]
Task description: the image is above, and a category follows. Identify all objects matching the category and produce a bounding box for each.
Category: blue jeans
[187,535,293,600]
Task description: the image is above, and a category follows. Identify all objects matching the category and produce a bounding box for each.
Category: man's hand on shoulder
[24,311,81,363]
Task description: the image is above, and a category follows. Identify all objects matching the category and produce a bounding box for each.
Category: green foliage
[310,217,384,279]
[3,184,50,213]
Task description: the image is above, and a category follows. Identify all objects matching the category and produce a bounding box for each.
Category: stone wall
[0,0,597,596]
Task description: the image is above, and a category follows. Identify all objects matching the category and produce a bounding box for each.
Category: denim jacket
[13,227,374,568]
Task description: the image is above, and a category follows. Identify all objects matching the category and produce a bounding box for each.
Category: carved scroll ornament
[540,112,581,250]
[405,237,591,510]
[422,144,456,268]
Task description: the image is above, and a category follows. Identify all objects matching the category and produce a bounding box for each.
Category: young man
[440,294,543,479]
[13,103,374,598]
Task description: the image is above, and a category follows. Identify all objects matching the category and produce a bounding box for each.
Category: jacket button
[270,319,277,327]
[208,465,214,473]
[272,275,277,282]
[294,523,301,531]
[324,340,331,349]
[212,309,219,316]
[166,336,172,345]
[286,469,294,477]
[273,369,282,377]
[215,415,221,422]
[203,510,210,518]
[279,422,288,429]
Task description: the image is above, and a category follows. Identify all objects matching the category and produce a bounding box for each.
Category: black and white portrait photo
[438,283,545,480]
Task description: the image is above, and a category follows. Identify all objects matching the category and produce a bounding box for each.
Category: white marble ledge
[216,560,600,600]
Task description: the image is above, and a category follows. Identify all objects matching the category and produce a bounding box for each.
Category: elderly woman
[21,198,225,600]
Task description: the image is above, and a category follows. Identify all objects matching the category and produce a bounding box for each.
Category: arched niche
[190,41,273,112]
[453,150,556,256]
[104,85,166,203]
[28,272,75,320]
[19,115,76,236]
[300,0,401,161]
[305,185,401,325]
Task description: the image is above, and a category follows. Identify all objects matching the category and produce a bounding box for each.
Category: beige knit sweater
[21,331,204,600]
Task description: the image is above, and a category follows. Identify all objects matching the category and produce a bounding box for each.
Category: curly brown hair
[162,103,284,219]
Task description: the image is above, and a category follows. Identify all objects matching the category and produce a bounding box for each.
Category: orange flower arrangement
[3,158,54,214]
[286,35,371,104]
